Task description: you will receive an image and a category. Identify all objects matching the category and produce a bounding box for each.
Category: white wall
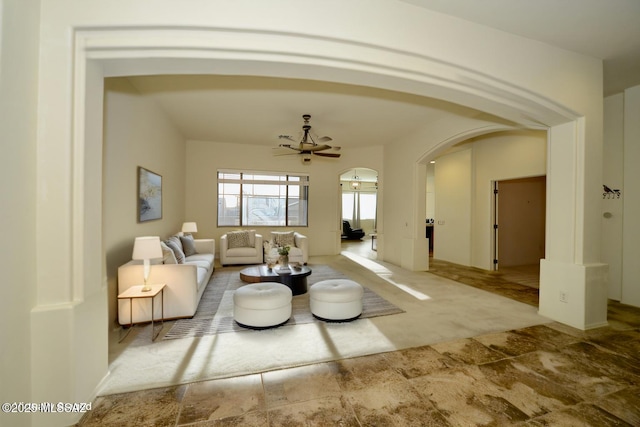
[603,93,625,300]
[426,163,435,220]
[0,1,40,426]
[602,86,640,308]
[185,140,383,255]
[622,85,640,306]
[103,78,187,328]
[432,131,547,269]
[471,131,547,269]
[434,149,473,265]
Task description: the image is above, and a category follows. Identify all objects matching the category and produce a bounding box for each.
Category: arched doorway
[340,168,378,259]
[35,22,602,408]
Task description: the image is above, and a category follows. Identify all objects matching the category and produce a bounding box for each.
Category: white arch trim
[79,26,579,122]
[70,26,583,300]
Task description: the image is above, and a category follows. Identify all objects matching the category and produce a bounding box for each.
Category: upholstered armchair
[264,231,309,265]
[220,230,264,266]
[342,220,365,240]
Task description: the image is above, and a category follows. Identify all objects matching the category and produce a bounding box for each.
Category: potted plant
[277,245,290,267]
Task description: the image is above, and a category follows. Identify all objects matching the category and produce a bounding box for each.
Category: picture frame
[138,166,162,222]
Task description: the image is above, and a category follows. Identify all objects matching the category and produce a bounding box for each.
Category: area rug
[163,264,404,340]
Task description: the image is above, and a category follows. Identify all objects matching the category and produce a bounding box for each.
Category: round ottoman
[310,279,364,321]
[233,282,292,328]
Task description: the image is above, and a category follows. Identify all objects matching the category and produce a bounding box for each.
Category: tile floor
[76,248,640,426]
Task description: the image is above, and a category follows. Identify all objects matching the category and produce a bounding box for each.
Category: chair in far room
[342,220,365,240]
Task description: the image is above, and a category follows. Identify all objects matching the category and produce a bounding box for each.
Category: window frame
[217,169,309,227]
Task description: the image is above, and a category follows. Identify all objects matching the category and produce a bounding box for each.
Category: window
[342,190,377,222]
[218,171,309,226]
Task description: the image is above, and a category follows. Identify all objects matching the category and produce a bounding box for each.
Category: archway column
[539,121,608,330]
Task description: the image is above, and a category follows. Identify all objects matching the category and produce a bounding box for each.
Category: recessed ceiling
[126,75,489,148]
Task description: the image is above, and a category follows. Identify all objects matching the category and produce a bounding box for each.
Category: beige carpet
[163,265,403,340]
[101,254,551,396]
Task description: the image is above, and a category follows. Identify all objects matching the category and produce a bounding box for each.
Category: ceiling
[404,0,640,96]
[126,75,489,148]
[124,1,640,151]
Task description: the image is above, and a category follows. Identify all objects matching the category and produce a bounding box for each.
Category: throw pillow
[160,241,178,264]
[165,236,185,263]
[271,231,295,247]
[227,230,250,249]
[247,229,256,247]
[180,234,197,257]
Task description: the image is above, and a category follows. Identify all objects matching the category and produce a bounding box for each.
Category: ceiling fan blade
[277,144,302,151]
[313,152,341,158]
[273,150,301,156]
[306,144,333,152]
[273,146,301,156]
[278,135,296,142]
[318,136,332,143]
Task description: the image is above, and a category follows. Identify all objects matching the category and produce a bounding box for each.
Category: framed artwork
[138,167,162,222]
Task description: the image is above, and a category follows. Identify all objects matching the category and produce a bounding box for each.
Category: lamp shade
[132,236,163,260]
[182,222,198,233]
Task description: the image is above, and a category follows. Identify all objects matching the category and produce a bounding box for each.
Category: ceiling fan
[274,114,341,163]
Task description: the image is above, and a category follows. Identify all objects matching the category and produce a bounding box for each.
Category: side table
[117,284,166,342]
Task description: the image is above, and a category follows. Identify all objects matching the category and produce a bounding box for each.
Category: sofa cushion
[185,260,212,271]
[288,246,303,257]
[268,246,302,258]
[227,247,258,257]
[227,230,251,248]
[160,241,178,264]
[180,234,197,257]
[271,231,295,247]
[196,267,209,288]
[186,253,214,264]
[165,236,185,263]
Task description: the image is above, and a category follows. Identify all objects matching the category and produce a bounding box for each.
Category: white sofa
[220,230,264,266]
[264,231,309,265]
[117,237,215,324]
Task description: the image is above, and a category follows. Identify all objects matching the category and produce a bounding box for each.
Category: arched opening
[420,129,547,288]
[44,26,600,405]
[339,168,378,259]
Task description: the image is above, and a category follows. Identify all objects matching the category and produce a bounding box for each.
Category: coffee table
[239,265,312,295]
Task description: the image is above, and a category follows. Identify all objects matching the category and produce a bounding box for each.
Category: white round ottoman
[233,282,292,328]
[310,279,364,321]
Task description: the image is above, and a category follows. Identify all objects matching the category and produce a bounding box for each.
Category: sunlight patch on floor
[342,251,431,301]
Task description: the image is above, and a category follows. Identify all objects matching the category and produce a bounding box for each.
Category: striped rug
[163,264,403,340]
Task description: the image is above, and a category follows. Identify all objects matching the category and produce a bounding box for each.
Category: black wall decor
[603,184,621,199]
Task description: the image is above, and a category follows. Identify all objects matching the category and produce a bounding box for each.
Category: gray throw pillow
[165,237,185,263]
[180,234,197,257]
[160,241,178,264]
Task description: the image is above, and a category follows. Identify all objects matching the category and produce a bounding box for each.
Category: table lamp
[132,236,163,292]
[181,222,198,235]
